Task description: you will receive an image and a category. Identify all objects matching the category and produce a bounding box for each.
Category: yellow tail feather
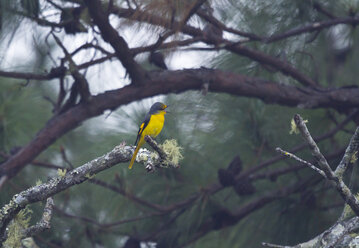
[129,138,144,169]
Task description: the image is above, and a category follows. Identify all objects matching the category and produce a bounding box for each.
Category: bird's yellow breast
[142,112,165,137]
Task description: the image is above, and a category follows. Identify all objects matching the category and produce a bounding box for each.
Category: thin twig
[275,147,327,178]
[294,114,333,177]
[262,242,288,248]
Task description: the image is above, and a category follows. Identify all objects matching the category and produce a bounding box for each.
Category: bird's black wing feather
[134,112,151,146]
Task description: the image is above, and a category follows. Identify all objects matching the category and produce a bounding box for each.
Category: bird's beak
[165,105,170,113]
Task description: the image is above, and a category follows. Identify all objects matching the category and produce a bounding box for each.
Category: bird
[129,102,168,169]
[203,23,223,47]
[149,52,168,70]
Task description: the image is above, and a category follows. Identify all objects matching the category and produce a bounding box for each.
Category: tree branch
[294,114,333,175]
[52,33,91,102]
[263,217,359,248]
[335,127,359,177]
[196,9,262,41]
[53,205,162,229]
[111,6,317,87]
[23,197,54,238]
[225,43,317,87]
[144,136,168,163]
[0,143,173,242]
[84,0,146,85]
[2,68,359,179]
[313,2,337,19]
[0,67,66,81]
[275,147,327,178]
[283,114,359,216]
[180,176,319,247]
[266,16,359,43]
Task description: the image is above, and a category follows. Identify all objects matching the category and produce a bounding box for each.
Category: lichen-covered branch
[23,197,54,238]
[273,114,359,247]
[3,68,359,181]
[292,114,359,216]
[143,136,182,171]
[275,147,326,178]
[0,143,176,243]
[144,136,168,161]
[335,127,359,178]
[293,114,333,177]
[263,217,359,248]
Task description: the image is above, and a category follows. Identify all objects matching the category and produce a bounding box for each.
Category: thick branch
[84,0,146,84]
[225,44,317,87]
[2,68,359,179]
[111,6,317,87]
[0,144,168,241]
[179,0,208,29]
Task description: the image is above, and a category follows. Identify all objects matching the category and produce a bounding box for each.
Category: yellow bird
[129,102,168,169]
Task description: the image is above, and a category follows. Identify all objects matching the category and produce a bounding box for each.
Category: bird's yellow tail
[129,138,144,169]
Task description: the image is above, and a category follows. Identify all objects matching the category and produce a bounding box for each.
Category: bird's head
[150,102,168,115]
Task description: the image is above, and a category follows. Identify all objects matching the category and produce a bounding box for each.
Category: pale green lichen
[289,118,308,135]
[21,237,39,248]
[331,223,345,236]
[343,193,359,219]
[349,236,359,248]
[350,151,358,164]
[343,204,354,219]
[85,173,95,179]
[150,152,159,161]
[350,233,359,238]
[138,152,148,162]
[35,179,42,186]
[1,198,18,219]
[3,207,32,248]
[57,168,67,177]
[159,139,183,167]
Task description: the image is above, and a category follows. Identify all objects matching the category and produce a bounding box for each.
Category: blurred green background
[1,0,359,247]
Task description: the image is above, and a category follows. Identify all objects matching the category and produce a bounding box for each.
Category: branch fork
[271,114,359,247]
[139,136,179,171]
[276,114,359,220]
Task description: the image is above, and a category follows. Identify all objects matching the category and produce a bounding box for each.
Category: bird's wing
[134,113,151,146]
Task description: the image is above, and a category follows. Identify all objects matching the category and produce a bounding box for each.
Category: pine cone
[234,178,256,195]
[218,168,235,187]
[227,155,242,175]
